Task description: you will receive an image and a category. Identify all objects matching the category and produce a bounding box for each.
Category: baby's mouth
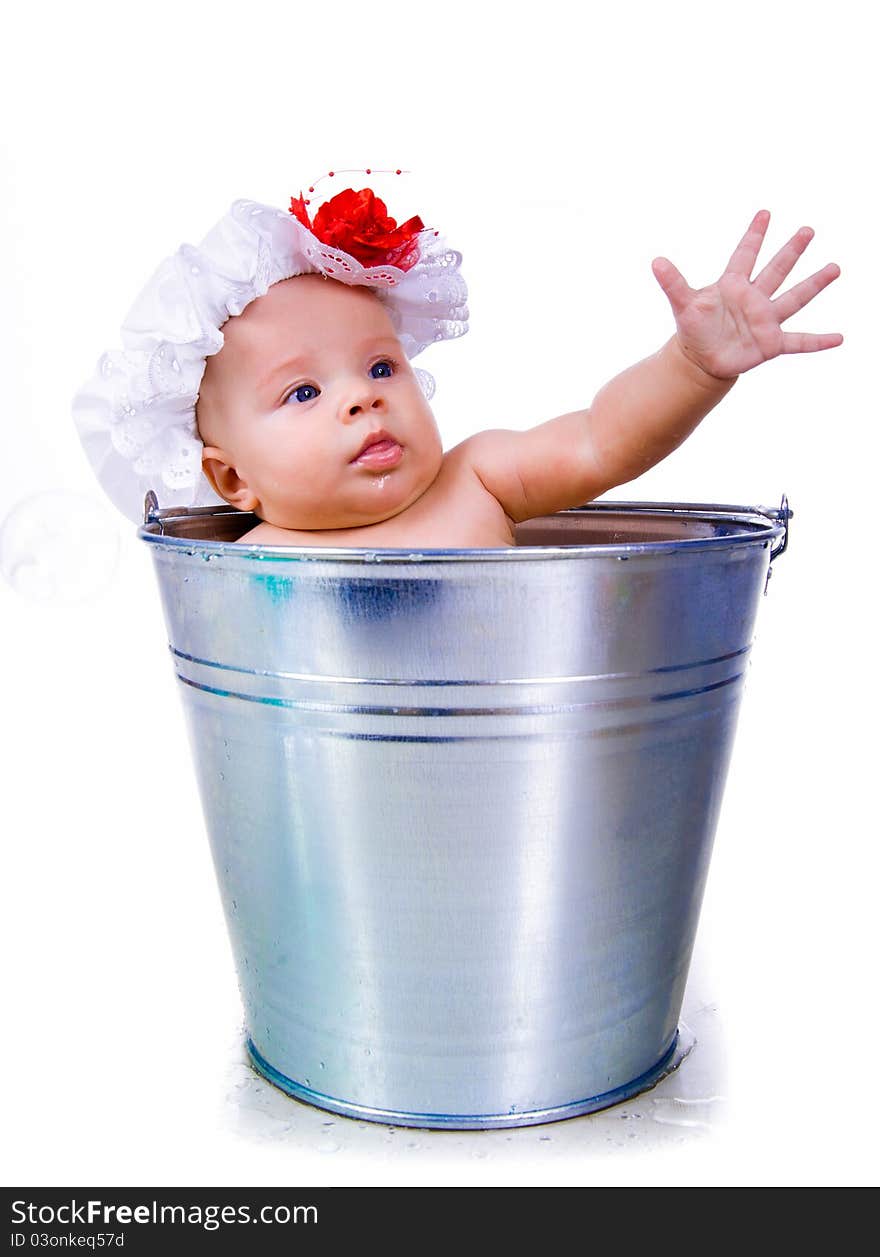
[351,430,404,468]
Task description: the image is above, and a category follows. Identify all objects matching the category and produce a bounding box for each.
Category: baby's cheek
[264,452,333,512]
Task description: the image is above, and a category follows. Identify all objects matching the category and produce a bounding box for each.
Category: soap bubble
[0,491,121,604]
[414,368,435,401]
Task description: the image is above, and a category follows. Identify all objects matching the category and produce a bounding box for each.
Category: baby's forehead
[220,274,399,366]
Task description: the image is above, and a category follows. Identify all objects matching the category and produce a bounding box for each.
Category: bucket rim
[138,498,791,564]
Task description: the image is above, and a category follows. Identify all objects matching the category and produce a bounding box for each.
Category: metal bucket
[140,497,791,1129]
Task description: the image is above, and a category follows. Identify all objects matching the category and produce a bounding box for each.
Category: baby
[73,182,841,544]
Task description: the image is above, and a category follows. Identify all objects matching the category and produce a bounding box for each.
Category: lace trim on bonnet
[72,196,468,523]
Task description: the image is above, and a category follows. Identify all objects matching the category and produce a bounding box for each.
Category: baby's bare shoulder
[414,436,516,545]
[434,433,505,498]
[236,520,312,545]
[441,430,509,477]
[442,429,529,517]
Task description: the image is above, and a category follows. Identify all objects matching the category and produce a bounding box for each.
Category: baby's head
[72,182,468,525]
[196,273,443,531]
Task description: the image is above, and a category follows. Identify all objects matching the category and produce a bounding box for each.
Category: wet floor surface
[223,988,725,1172]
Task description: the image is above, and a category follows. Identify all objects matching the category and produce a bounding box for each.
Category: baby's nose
[345,389,386,418]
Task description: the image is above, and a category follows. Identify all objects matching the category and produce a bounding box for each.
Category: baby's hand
[652,210,842,380]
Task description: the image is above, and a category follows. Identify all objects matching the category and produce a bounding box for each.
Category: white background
[1,0,876,1187]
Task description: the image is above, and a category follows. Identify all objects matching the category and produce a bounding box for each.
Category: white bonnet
[72,192,469,523]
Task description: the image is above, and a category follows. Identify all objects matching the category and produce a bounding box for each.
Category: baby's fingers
[725,210,771,279]
[774,263,841,322]
[781,330,844,355]
[753,226,815,296]
[652,257,692,316]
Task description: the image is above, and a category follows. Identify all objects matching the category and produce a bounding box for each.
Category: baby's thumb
[652,257,691,315]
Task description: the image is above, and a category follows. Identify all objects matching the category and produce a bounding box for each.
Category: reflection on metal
[140,500,788,1127]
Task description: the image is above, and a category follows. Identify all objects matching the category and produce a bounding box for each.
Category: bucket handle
[757,494,792,596]
[761,493,793,562]
[144,490,163,534]
[143,491,243,535]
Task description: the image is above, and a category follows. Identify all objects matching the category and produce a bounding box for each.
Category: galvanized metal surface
[140,502,786,1128]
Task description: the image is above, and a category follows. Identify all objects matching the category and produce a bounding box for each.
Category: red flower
[289,187,424,272]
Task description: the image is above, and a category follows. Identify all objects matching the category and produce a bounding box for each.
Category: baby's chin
[255,503,407,532]
[256,489,424,533]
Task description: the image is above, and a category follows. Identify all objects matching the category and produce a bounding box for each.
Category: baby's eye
[285,383,320,404]
[370,360,394,379]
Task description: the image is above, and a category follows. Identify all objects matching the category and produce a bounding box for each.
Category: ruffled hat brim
[72,198,468,523]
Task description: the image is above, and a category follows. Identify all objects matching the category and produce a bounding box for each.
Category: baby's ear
[201,447,259,512]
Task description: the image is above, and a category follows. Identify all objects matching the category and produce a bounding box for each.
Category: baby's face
[196,274,444,530]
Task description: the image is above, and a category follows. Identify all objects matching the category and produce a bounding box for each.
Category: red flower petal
[306,187,424,272]
[289,194,312,229]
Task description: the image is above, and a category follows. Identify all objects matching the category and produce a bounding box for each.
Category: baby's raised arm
[467,211,841,522]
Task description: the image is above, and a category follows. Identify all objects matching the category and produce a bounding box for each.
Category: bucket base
[245,1027,694,1130]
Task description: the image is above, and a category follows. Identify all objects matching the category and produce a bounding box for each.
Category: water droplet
[649,1095,721,1131]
